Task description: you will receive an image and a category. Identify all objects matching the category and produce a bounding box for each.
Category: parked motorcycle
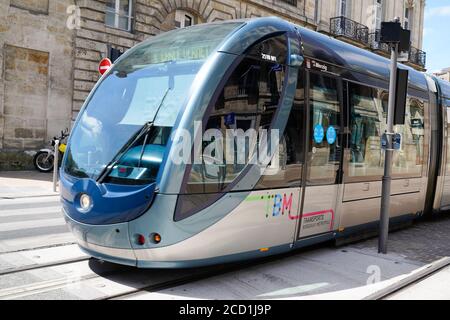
[33,129,69,173]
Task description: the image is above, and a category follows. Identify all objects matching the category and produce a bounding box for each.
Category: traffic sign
[98,58,112,75]
[381,133,402,151]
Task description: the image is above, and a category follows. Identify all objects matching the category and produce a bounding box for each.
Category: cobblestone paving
[351,213,450,264]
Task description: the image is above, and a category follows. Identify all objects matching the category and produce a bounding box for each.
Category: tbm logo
[269,193,299,220]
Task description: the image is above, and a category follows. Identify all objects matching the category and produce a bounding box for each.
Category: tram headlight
[79,194,92,212]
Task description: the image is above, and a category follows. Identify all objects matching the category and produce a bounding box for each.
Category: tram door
[296,70,343,239]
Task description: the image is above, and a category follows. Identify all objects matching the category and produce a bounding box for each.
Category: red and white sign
[98,58,112,75]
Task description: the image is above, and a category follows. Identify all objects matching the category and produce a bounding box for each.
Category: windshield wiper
[97,121,154,183]
[97,87,172,184]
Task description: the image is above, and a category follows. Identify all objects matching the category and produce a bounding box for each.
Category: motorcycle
[33,129,69,173]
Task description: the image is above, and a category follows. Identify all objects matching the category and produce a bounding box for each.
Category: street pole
[379,43,398,254]
[53,140,60,193]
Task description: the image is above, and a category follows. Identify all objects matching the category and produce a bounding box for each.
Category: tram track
[0,258,128,300]
[0,259,219,300]
[0,246,297,300]
[0,256,90,276]
[0,241,77,256]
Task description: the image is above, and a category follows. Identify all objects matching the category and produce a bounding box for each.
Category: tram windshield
[64,22,244,182]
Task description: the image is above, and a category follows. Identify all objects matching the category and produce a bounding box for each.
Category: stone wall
[0,0,75,170]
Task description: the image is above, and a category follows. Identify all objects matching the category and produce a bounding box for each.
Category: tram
[60,17,450,268]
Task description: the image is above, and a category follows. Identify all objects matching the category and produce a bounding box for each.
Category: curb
[363,257,450,300]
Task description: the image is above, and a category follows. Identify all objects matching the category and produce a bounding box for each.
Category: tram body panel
[133,188,300,264]
[127,191,254,250]
[297,184,340,238]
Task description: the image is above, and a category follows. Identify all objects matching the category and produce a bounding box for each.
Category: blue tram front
[61,17,438,268]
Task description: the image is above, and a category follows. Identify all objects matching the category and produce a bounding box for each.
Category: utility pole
[379,42,398,254]
[378,18,411,254]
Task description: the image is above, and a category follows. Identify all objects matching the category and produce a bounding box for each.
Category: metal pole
[379,43,398,254]
[53,140,60,193]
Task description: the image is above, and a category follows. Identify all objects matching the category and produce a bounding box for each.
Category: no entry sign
[98,58,112,75]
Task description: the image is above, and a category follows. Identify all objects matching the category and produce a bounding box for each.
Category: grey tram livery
[60,17,450,268]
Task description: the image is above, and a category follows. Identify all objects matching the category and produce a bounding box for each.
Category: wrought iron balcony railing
[368,30,427,68]
[330,16,369,45]
[368,30,390,53]
[409,46,426,68]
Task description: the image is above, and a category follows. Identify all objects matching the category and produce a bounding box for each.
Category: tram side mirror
[290,54,304,67]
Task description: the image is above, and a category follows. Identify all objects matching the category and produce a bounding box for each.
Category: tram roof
[217,17,429,94]
[296,25,429,93]
[435,77,450,100]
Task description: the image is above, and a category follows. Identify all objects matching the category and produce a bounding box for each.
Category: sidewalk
[387,265,450,299]
[0,171,58,199]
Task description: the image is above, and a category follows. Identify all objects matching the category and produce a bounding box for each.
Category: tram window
[348,83,425,179]
[102,126,172,185]
[256,69,305,189]
[184,35,288,194]
[392,97,425,176]
[348,83,386,178]
[307,73,341,185]
[446,102,450,178]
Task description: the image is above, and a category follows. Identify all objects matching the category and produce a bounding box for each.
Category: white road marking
[0,218,66,232]
[0,206,61,217]
[0,244,87,273]
[0,196,59,205]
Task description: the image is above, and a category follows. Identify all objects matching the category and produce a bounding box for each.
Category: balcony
[368,31,390,54]
[330,16,369,47]
[368,30,427,69]
[409,47,427,68]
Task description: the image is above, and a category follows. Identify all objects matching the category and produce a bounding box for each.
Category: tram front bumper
[63,208,137,267]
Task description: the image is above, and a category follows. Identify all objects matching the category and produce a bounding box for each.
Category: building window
[175,10,196,28]
[105,0,133,32]
[339,0,352,18]
[314,0,321,23]
[404,5,413,30]
[281,0,298,6]
[375,0,384,30]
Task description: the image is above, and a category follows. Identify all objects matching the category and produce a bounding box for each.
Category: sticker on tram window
[224,113,235,126]
[313,124,325,144]
[261,53,277,62]
[326,126,337,145]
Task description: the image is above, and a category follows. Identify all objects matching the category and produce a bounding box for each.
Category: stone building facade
[0,0,427,170]
[0,0,75,169]
[434,68,450,82]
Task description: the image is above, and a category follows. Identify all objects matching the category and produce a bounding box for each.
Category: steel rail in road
[0,256,91,276]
